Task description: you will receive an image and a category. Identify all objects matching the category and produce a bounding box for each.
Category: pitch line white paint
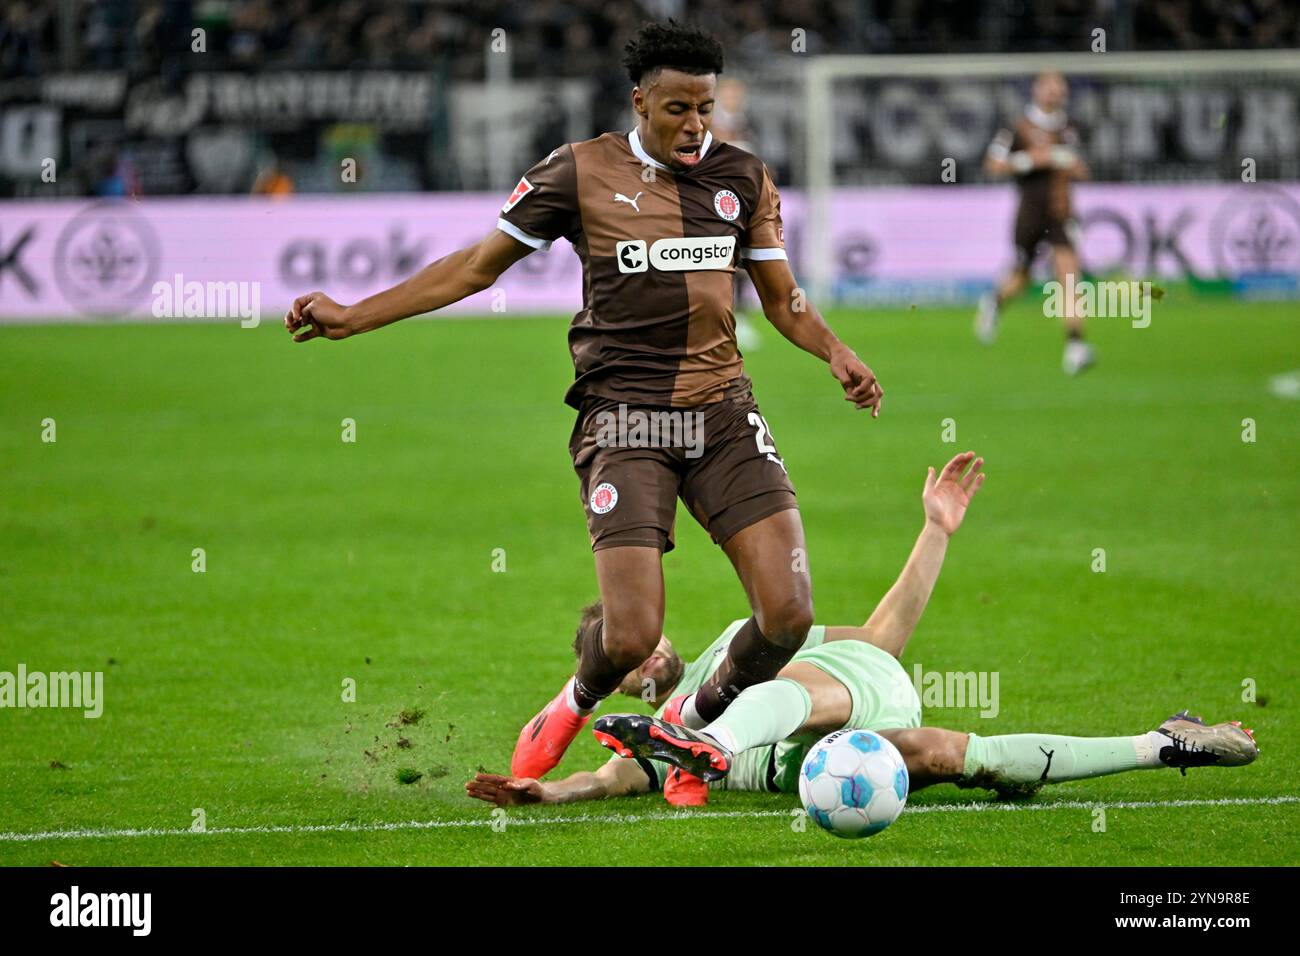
[0,795,1295,844]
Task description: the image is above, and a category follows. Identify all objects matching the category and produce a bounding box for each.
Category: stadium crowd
[3,0,1298,79]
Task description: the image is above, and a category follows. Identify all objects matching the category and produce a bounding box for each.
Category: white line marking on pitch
[0,795,1295,844]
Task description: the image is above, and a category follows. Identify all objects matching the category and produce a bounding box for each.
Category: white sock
[563,678,594,717]
[679,694,707,730]
[1133,731,1167,768]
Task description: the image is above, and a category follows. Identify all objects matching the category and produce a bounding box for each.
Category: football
[799,729,910,838]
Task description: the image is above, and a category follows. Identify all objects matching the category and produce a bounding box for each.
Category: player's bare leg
[781,662,853,732]
[876,728,969,791]
[511,546,664,778]
[975,266,1029,344]
[585,545,667,687]
[1053,245,1084,339]
[1053,244,1094,374]
[684,508,813,727]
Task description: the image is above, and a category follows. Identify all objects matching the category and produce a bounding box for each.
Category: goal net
[796,50,1300,304]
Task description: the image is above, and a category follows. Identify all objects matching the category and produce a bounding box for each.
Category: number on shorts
[747,412,776,455]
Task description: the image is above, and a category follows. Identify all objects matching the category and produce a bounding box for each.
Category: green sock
[961,732,1149,789]
[701,678,812,754]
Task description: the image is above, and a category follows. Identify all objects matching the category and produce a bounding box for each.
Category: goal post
[801,49,1300,303]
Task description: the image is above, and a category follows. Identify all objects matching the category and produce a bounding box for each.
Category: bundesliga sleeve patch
[502,176,534,213]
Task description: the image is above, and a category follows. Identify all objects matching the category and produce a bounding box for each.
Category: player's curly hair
[572,599,603,659]
[622,19,724,86]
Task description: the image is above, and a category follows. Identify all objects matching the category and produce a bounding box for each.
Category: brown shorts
[569,378,798,553]
[1015,207,1079,267]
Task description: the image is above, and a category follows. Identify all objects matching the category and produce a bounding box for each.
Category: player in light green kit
[466,452,1257,809]
[592,614,924,801]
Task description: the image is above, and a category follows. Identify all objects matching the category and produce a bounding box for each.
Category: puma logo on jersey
[614,192,642,212]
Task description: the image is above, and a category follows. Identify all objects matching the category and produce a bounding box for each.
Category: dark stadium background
[3,0,1298,198]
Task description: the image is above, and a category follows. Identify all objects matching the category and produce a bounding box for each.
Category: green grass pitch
[1,295,1297,866]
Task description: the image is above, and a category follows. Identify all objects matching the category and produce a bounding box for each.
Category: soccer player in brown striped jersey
[975,71,1094,375]
[284,21,883,793]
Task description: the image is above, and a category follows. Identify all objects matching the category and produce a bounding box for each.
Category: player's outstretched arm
[464,759,650,807]
[826,451,985,657]
[744,257,883,417]
[284,228,534,343]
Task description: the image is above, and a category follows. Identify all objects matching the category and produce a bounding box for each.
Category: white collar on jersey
[628,127,714,171]
[1025,103,1067,132]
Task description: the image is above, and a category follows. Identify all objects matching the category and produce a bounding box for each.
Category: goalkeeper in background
[975,71,1094,375]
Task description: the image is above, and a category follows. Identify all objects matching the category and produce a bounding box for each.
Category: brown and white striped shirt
[498,129,787,409]
[986,105,1081,223]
